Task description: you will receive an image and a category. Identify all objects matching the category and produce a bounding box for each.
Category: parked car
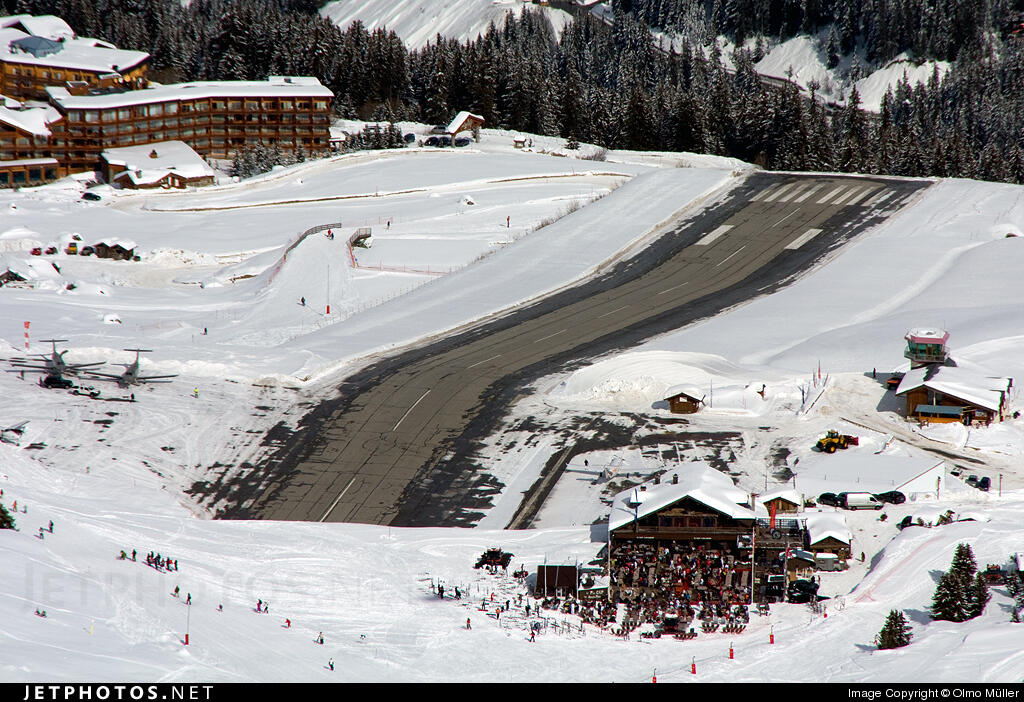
[966,475,980,487]
[839,492,884,510]
[79,246,95,256]
[817,492,841,507]
[44,245,57,255]
[42,374,72,389]
[403,132,416,144]
[787,579,820,604]
[81,191,102,201]
[873,490,906,505]
[978,476,991,491]
[454,136,472,147]
[423,136,439,147]
[30,247,42,256]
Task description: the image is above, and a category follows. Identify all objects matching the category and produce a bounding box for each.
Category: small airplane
[84,349,177,388]
[9,339,105,376]
[0,420,27,445]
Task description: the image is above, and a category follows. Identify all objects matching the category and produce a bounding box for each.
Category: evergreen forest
[6,0,1024,183]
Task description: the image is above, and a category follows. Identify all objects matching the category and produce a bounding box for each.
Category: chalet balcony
[613,525,749,541]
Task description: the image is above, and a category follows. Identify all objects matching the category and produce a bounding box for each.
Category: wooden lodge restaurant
[606,466,810,604]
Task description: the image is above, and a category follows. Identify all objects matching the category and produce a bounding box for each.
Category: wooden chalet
[1,14,149,101]
[93,238,135,260]
[663,384,703,414]
[805,512,851,560]
[895,364,1012,426]
[101,141,215,189]
[758,489,804,515]
[0,268,25,286]
[445,110,484,141]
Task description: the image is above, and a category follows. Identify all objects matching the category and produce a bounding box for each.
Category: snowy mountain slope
[2,125,1024,681]
[320,0,575,49]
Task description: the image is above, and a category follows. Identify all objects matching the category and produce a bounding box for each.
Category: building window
[149,104,163,117]
[84,111,99,123]
[165,102,178,115]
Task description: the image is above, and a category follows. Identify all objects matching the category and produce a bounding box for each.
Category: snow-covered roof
[608,463,755,532]
[896,364,1011,412]
[795,453,945,496]
[0,15,74,41]
[1,22,148,75]
[905,328,949,344]
[47,76,333,110]
[446,110,484,135]
[758,488,804,507]
[663,384,703,400]
[103,141,215,185]
[0,102,61,136]
[804,511,851,546]
[94,237,137,250]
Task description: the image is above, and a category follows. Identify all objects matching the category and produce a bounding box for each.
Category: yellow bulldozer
[815,430,859,453]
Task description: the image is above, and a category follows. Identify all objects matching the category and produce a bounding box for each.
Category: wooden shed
[663,385,703,414]
[445,110,485,141]
[94,239,136,260]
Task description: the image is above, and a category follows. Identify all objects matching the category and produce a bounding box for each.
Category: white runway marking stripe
[467,354,501,369]
[792,183,823,203]
[777,183,810,202]
[753,184,784,200]
[715,244,746,267]
[817,186,846,204]
[599,305,629,318]
[829,185,864,205]
[393,390,430,431]
[785,228,823,249]
[535,329,566,343]
[863,189,893,207]
[696,225,733,245]
[764,183,800,202]
[844,187,875,206]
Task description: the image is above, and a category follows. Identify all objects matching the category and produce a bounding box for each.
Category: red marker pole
[691,657,696,675]
[652,668,656,684]
[729,642,734,659]
[770,625,774,644]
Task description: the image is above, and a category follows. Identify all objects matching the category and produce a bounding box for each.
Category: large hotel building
[1,14,333,186]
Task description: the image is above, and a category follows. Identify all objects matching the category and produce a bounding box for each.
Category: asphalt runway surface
[213,172,929,526]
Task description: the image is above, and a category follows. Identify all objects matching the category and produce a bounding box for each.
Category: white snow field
[2,125,1024,681]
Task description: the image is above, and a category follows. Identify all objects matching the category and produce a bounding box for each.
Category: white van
[840,492,883,510]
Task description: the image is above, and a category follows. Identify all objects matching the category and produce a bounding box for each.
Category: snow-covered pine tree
[965,572,991,620]
[949,543,978,586]
[876,609,913,649]
[931,570,968,622]
[0,502,15,530]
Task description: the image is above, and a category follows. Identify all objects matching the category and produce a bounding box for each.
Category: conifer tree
[949,543,978,586]
[876,609,913,649]
[0,502,15,530]
[965,572,991,620]
[931,570,968,622]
